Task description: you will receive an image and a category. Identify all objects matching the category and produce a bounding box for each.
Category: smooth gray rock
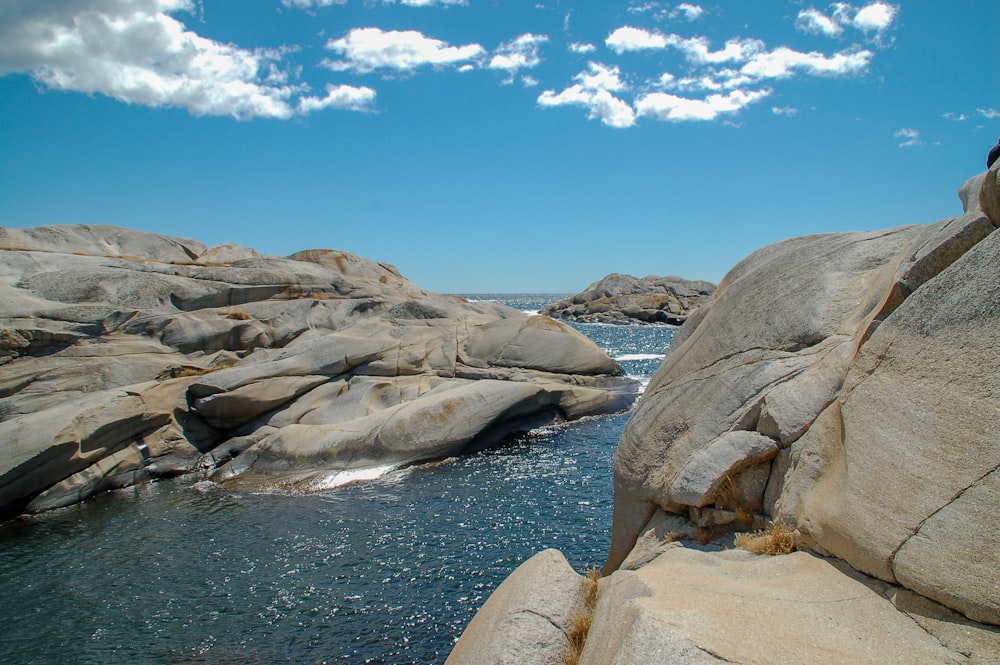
[446,549,584,665]
[0,224,635,515]
[579,547,964,665]
[604,172,999,627]
[542,273,715,325]
[778,226,1000,622]
[981,161,1000,226]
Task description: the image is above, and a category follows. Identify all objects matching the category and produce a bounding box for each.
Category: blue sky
[1,1,997,292]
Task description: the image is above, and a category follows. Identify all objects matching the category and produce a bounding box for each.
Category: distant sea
[0,295,676,665]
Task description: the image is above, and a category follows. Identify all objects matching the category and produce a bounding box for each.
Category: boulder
[777,226,1000,622]
[0,224,636,516]
[980,161,1000,226]
[603,172,999,626]
[579,547,965,665]
[542,273,715,326]
[445,549,585,665]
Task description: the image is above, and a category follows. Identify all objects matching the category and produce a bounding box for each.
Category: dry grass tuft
[713,474,754,523]
[226,310,252,320]
[170,361,237,378]
[734,522,796,556]
[563,567,601,665]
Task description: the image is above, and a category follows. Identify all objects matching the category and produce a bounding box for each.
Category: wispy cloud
[538,62,636,128]
[635,88,770,122]
[738,46,871,80]
[979,108,1000,119]
[323,28,485,73]
[280,0,346,8]
[285,0,466,6]
[569,42,597,55]
[943,112,968,122]
[796,2,899,41]
[298,83,376,113]
[772,105,800,116]
[606,26,671,53]
[0,0,332,119]
[391,0,468,6]
[628,2,705,22]
[895,128,921,147]
[489,33,549,82]
[675,4,706,21]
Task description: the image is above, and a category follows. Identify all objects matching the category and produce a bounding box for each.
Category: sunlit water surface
[0,296,675,664]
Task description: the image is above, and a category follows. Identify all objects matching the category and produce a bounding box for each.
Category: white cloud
[943,112,967,122]
[978,108,1000,119]
[796,2,898,39]
[635,88,770,122]
[569,42,597,55]
[772,105,800,116]
[298,83,376,113]
[283,0,465,6]
[395,0,468,5]
[0,0,325,119]
[627,2,705,22]
[739,46,872,79]
[676,4,705,21]
[895,128,921,147]
[280,0,347,8]
[489,33,549,77]
[323,28,485,73]
[675,36,764,64]
[521,75,540,87]
[796,8,845,37]
[606,26,670,53]
[852,2,897,32]
[537,62,636,128]
[607,27,762,63]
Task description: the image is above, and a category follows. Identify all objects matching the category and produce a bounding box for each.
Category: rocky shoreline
[541,273,715,326]
[448,165,1000,664]
[0,226,636,517]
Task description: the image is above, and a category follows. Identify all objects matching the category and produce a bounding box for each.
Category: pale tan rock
[0,224,634,515]
[581,547,963,665]
[778,229,1000,622]
[980,162,1000,225]
[446,549,584,665]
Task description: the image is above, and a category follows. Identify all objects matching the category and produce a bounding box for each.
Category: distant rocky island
[448,165,1000,664]
[0,225,636,517]
[541,273,715,325]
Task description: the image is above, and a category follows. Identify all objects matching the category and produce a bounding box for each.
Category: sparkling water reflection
[0,296,674,665]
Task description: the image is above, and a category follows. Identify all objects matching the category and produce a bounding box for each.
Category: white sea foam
[627,374,653,394]
[615,353,665,362]
[309,464,398,491]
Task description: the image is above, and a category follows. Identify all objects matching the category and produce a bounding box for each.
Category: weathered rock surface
[450,170,1000,664]
[604,171,1000,631]
[542,273,715,325]
[445,549,585,665]
[581,547,969,665]
[0,224,635,516]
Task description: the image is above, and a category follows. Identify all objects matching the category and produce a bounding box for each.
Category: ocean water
[0,296,675,665]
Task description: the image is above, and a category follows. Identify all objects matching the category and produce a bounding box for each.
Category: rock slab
[0,225,636,516]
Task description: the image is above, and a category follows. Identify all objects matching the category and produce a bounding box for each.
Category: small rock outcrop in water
[448,165,1000,664]
[0,225,636,517]
[541,273,715,325]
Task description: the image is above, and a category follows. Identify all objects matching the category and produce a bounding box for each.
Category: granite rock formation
[541,273,715,325]
[449,169,1000,664]
[0,225,636,516]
